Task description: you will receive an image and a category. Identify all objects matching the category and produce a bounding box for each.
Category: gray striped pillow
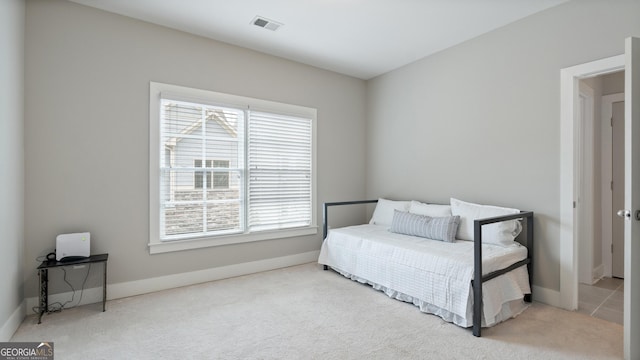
[389,210,460,242]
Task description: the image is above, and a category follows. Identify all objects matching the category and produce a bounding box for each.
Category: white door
[612,100,625,278]
[623,36,640,360]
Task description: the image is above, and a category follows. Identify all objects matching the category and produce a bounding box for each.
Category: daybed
[317,198,533,337]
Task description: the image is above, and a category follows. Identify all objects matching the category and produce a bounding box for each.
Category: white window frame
[149,82,317,254]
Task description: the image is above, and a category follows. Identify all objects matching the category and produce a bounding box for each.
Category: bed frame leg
[473,323,481,337]
[323,265,328,270]
[524,293,532,303]
[473,323,482,337]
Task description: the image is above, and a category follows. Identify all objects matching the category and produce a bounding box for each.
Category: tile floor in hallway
[578,277,624,325]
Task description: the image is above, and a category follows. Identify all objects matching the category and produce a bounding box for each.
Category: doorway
[573,72,625,325]
[560,54,624,312]
[575,73,625,286]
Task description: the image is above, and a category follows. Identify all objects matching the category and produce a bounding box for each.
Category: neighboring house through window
[149,82,317,254]
[212,160,230,189]
[194,160,229,190]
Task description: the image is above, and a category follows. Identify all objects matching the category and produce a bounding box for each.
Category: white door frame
[560,54,624,310]
[601,93,625,278]
[623,36,640,360]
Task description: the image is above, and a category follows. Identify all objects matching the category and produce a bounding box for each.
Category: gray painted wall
[0,0,25,339]
[24,0,367,297]
[366,0,640,293]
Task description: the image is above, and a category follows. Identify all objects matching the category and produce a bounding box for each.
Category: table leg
[102,261,107,312]
[38,269,48,324]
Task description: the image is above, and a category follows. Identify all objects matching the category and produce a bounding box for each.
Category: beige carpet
[12,263,623,359]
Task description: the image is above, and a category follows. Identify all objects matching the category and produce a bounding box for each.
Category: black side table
[37,253,108,324]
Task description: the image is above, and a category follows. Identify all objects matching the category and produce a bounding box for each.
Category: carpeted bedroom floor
[11,263,623,359]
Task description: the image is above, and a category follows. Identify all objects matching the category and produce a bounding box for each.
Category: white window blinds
[248,111,312,231]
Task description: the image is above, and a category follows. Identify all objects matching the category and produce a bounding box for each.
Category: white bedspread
[318,224,531,327]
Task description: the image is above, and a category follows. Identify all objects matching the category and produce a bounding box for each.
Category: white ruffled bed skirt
[330,266,530,328]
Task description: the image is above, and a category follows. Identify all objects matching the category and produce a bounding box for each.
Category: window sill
[148,226,318,254]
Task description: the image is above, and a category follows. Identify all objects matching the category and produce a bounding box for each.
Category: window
[213,160,230,189]
[193,160,229,189]
[193,160,209,189]
[149,82,317,253]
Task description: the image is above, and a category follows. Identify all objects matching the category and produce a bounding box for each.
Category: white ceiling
[68,0,567,80]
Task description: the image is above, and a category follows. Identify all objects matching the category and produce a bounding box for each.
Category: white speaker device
[56,232,90,261]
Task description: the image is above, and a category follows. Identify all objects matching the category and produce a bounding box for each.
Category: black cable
[36,255,50,263]
[74,263,91,307]
[59,263,92,309]
[31,261,93,314]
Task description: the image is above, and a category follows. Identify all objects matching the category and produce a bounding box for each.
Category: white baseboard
[26,250,320,314]
[532,285,561,307]
[0,301,25,341]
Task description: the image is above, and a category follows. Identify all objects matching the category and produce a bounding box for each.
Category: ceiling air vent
[251,16,283,31]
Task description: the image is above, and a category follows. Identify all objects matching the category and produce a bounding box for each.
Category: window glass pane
[206,200,241,232]
[212,160,230,189]
[162,102,203,169]
[164,204,204,236]
[160,99,244,240]
[161,169,205,202]
[194,160,204,189]
[205,170,212,189]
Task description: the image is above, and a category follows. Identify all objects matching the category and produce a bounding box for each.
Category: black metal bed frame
[321,199,534,337]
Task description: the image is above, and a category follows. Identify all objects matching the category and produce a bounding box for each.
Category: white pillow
[450,198,522,246]
[409,200,452,217]
[369,198,411,227]
[389,210,460,242]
